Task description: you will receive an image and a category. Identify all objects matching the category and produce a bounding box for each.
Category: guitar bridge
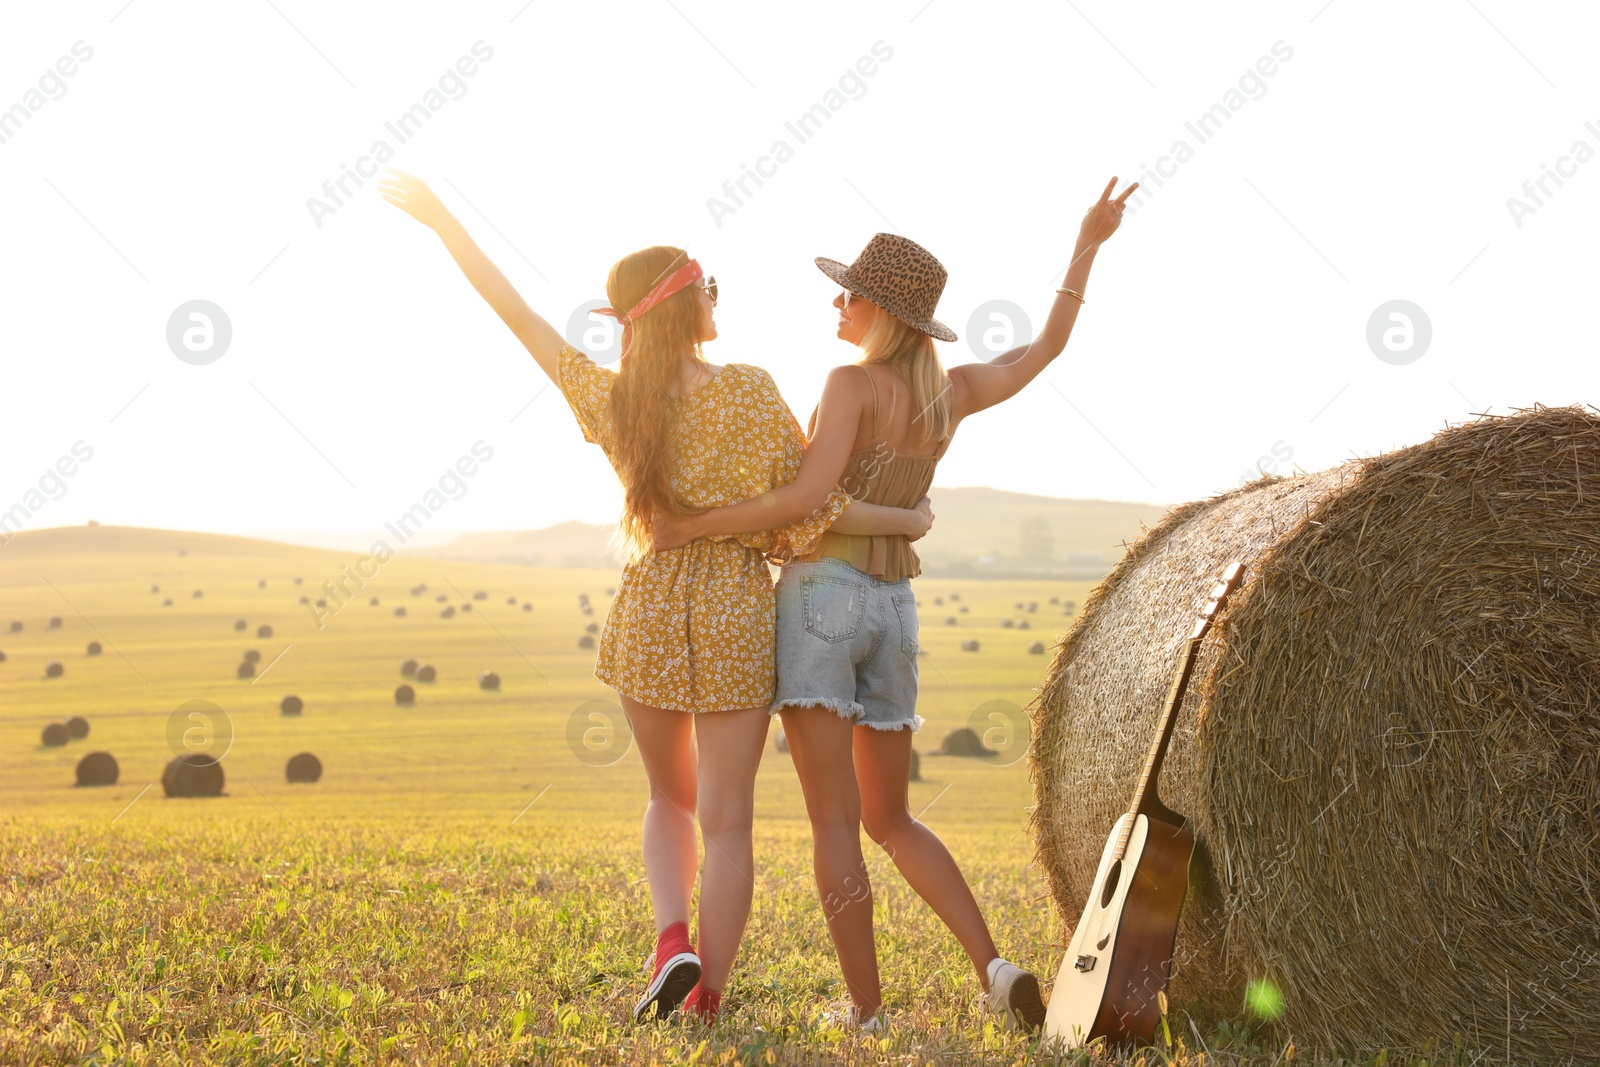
[1074,954,1097,972]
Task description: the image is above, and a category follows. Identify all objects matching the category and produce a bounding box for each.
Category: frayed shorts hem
[771,697,923,733]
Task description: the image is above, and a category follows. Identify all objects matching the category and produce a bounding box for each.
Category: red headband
[590,257,703,359]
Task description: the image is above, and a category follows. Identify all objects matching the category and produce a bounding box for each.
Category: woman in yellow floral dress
[381,169,931,1025]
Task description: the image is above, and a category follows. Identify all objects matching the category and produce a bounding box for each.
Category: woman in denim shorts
[654,178,1137,1030]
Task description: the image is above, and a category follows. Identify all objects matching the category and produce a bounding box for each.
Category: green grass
[0,527,1500,1064]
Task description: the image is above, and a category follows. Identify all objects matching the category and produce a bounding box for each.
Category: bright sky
[2,1,1595,552]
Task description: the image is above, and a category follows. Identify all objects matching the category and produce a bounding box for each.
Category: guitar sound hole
[1100,860,1122,909]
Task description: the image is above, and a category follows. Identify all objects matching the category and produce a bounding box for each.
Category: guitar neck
[1112,564,1242,862]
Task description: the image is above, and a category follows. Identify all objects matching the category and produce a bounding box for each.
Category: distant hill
[416,487,1172,580]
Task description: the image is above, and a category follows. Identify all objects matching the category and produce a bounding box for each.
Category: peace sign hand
[1079,176,1140,247]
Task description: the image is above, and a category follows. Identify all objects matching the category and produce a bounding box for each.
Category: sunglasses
[698,276,718,303]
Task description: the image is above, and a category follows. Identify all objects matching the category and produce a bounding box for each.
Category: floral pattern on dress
[557,343,852,712]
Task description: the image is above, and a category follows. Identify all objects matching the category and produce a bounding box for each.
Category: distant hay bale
[285,752,322,783]
[401,658,418,677]
[507,596,517,605]
[1014,602,1023,610]
[580,604,594,616]
[45,661,64,678]
[236,661,255,680]
[1028,641,1046,655]
[479,670,500,690]
[256,624,273,638]
[369,597,379,606]
[1049,596,1060,605]
[75,751,118,786]
[605,587,616,596]
[441,606,456,619]
[461,604,472,613]
[578,635,596,650]
[150,585,159,594]
[1028,405,1600,1059]
[1018,621,1030,630]
[234,619,247,631]
[393,607,406,617]
[65,716,88,739]
[584,622,599,634]
[435,594,447,602]
[10,620,22,632]
[908,748,922,782]
[258,579,266,588]
[193,590,203,599]
[314,598,327,608]
[522,603,532,612]
[960,639,979,652]
[0,649,6,662]
[945,617,957,626]
[280,695,303,715]
[1001,618,1014,629]
[1027,602,1038,612]
[298,596,309,604]
[395,684,415,705]
[242,649,261,665]
[40,723,69,747]
[473,590,488,600]
[163,753,224,797]
[162,598,172,606]
[416,664,436,683]
[86,641,102,656]
[938,727,994,758]
[48,616,62,628]
[935,597,945,605]
[294,577,303,585]
[958,605,969,614]
[950,593,961,601]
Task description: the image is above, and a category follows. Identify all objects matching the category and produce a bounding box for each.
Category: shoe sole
[632,953,701,1023]
[1004,971,1047,1032]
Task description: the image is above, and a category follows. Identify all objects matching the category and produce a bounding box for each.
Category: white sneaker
[820,1005,890,1034]
[983,957,1047,1032]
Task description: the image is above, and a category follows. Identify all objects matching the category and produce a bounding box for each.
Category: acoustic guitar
[1044,561,1245,1048]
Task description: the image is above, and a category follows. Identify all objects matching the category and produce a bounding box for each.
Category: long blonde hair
[857,305,952,448]
[604,245,707,562]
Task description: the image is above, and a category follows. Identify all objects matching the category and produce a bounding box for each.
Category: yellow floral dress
[557,344,852,713]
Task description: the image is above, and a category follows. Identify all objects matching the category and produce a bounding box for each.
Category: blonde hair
[603,245,707,563]
[857,305,952,448]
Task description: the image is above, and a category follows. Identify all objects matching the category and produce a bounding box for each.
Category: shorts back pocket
[801,574,866,644]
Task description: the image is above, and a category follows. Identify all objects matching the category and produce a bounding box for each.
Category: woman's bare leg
[692,704,770,992]
[781,705,882,1019]
[619,695,698,933]
[855,724,1000,989]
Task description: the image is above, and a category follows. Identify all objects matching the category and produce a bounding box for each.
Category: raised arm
[379,168,567,383]
[949,176,1137,420]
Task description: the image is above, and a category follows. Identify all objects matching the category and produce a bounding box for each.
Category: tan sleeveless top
[793,365,952,581]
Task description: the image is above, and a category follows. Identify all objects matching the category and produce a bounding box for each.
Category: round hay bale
[192,590,203,599]
[945,617,957,626]
[938,727,994,758]
[393,607,406,617]
[45,661,64,678]
[236,661,255,680]
[1000,618,1014,629]
[65,716,88,739]
[395,684,415,705]
[234,618,247,631]
[369,597,379,606]
[479,670,500,690]
[86,641,102,656]
[416,664,436,683]
[75,751,118,786]
[314,598,327,608]
[401,658,418,677]
[461,603,472,613]
[1049,596,1060,605]
[1028,640,1046,655]
[0,649,6,662]
[150,584,159,594]
[298,595,309,605]
[935,597,945,605]
[1029,405,1600,1059]
[960,639,979,652]
[1018,620,1030,630]
[40,722,69,747]
[908,748,922,782]
[580,603,594,615]
[441,606,456,619]
[280,694,303,715]
[258,579,266,588]
[584,621,599,634]
[605,587,616,596]
[9,620,21,632]
[242,649,261,664]
[162,598,173,606]
[1014,601,1023,610]
[958,605,969,614]
[578,634,596,650]
[48,616,62,628]
[1027,601,1038,613]
[285,752,322,783]
[522,603,532,612]
[950,592,961,601]
[294,576,303,585]
[507,596,517,605]
[163,753,224,797]
[435,594,447,602]
[473,590,488,600]
[256,624,273,638]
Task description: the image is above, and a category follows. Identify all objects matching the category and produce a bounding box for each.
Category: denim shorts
[771,557,924,731]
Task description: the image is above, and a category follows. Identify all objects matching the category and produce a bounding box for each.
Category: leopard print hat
[816,232,958,343]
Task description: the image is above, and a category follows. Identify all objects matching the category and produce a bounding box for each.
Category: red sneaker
[684,985,721,1024]
[632,921,700,1022]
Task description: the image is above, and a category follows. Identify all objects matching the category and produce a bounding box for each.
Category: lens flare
[1244,978,1286,1020]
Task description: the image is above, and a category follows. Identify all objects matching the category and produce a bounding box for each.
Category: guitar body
[1045,808,1195,1047]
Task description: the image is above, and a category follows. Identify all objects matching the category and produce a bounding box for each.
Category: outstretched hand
[1078,176,1139,247]
[378,167,454,232]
